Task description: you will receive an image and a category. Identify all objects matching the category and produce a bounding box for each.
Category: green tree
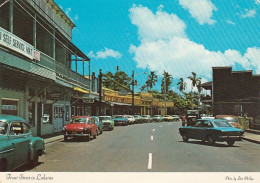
[102,71,132,91]
[145,71,158,91]
[188,72,201,109]
[161,71,173,94]
[177,78,187,93]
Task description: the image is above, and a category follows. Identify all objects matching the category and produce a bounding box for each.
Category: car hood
[64,123,87,130]
[102,120,112,123]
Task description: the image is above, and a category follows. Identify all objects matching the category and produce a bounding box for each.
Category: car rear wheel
[182,134,189,142]
[207,135,215,145]
[226,140,235,146]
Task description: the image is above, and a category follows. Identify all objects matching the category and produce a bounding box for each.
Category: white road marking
[148,153,152,170]
[151,136,153,141]
[153,129,155,132]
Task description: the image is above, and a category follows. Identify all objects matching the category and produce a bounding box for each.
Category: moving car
[63,116,98,141]
[142,115,153,123]
[0,115,45,171]
[92,116,103,135]
[133,115,144,124]
[179,119,244,146]
[152,115,163,122]
[99,116,114,131]
[186,110,200,126]
[113,115,128,126]
[163,115,173,122]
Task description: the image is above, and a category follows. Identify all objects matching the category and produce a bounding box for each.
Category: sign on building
[0,27,39,60]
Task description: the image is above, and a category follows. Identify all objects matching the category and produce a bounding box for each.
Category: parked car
[152,115,163,122]
[125,115,135,124]
[215,115,243,129]
[142,115,153,123]
[99,116,114,131]
[133,115,144,124]
[179,119,244,146]
[186,110,200,126]
[172,115,181,121]
[63,116,98,141]
[0,114,45,171]
[163,115,173,122]
[113,115,128,126]
[91,116,103,135]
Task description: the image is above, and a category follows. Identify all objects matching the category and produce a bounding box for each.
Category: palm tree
[177,78,187,93]
[161,71,173,94]
[188,72,201,109]
[145,71,158,91]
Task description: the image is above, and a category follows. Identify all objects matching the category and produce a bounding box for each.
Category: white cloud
[129,4,187,43]
[179,0,217,25]
[129,5,260,82]
[88,48,122,59]
[226,20,235,25]
[74,15,79,21]
[255,0,260,5]
[241,9,256,18]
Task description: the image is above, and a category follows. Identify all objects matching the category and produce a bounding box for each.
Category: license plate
[72,131,77,134]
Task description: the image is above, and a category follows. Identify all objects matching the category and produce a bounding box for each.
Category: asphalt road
[18,121,260,172]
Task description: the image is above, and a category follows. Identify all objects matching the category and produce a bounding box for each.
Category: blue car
[113,115,128,126]
[91,116,103,135]
[179,119,244,146]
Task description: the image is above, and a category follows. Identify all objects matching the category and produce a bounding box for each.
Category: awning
[74,87,89,94]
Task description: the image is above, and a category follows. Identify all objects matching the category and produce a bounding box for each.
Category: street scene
[0,0,260,180]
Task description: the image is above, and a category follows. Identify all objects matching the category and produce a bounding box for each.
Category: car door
[189,121,202,139]
[9,121,30,167]
[199,121,213,140]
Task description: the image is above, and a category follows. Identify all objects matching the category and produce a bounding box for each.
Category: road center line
[148,153,152,170]
[151,136,153,141]
[153,129,155,132]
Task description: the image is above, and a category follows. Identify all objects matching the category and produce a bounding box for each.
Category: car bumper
[64,132,90,137]
[217,136,243,141]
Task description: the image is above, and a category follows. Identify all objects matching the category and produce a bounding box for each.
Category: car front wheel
[207,135,215,145]
[226,140,235,146]
[182,134,189,142]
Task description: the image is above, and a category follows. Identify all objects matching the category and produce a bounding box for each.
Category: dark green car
[0,115,45,171]
[92,116,103,135]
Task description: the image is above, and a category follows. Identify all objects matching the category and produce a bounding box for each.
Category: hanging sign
[0,27,37,60]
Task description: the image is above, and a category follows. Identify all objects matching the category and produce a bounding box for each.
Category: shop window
[28,102,35,127]
[43,104,52,123]
[1,99,19,116]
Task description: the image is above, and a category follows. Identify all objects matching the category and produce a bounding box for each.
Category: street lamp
[132,71,147,115]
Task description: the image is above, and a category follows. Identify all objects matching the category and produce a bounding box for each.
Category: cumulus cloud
[226,20,235,25]
[88,48,122,59]
[241,9,256,18]
[179,0,217,25]
[129,5,260,82]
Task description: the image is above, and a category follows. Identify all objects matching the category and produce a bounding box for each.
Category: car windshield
[100,117,111,120]
[212,120,233,127]
[153,115,161,117]
[70,117,89,124]
[0,121,8,135]
[134,115,141,118]
[143,115,150,117]
[115,116,124,119]
[219,117,238,123]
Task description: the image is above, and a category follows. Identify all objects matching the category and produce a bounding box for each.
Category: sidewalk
[242,129,260,144]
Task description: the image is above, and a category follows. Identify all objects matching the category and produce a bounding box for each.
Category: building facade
[0,0,93,136]
[201,66,260,129]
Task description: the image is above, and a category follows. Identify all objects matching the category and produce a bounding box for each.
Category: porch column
[33,14,36,47]
[52,30,55,59]
[9,0,13,33]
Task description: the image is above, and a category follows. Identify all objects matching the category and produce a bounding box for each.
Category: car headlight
[83,127,88,131]
[63,126,66,131]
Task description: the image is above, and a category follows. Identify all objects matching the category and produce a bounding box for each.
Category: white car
[126,115,135,124]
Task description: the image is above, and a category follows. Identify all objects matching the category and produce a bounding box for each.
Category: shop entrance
[54,105,64,132]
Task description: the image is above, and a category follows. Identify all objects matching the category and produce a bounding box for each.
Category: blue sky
[56,0,260,92]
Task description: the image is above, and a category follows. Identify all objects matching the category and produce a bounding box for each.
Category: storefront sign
[0,27,37,60]
[34,50,41,61]
[83,98,95,103]
[47,92,62,100]
[118,89,129,96]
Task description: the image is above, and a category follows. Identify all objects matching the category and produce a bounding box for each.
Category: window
[28,102,35,127]
[10,122,22,135]
[0,121,8,135]
[43,104,52,123]
[22,123,30,134]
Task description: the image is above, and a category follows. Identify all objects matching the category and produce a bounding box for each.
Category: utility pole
[98,69,102,115]
[132,70,134,115]
[164,70,167,115]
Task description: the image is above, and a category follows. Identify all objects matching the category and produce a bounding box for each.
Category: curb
[44,136,64,144]
[242,137,260,145]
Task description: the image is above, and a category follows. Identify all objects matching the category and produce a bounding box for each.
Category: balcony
[200,95,213,103]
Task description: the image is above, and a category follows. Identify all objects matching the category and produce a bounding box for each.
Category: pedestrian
[181,115,186,127]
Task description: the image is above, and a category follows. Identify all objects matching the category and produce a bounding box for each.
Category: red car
[62,116,98,141]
